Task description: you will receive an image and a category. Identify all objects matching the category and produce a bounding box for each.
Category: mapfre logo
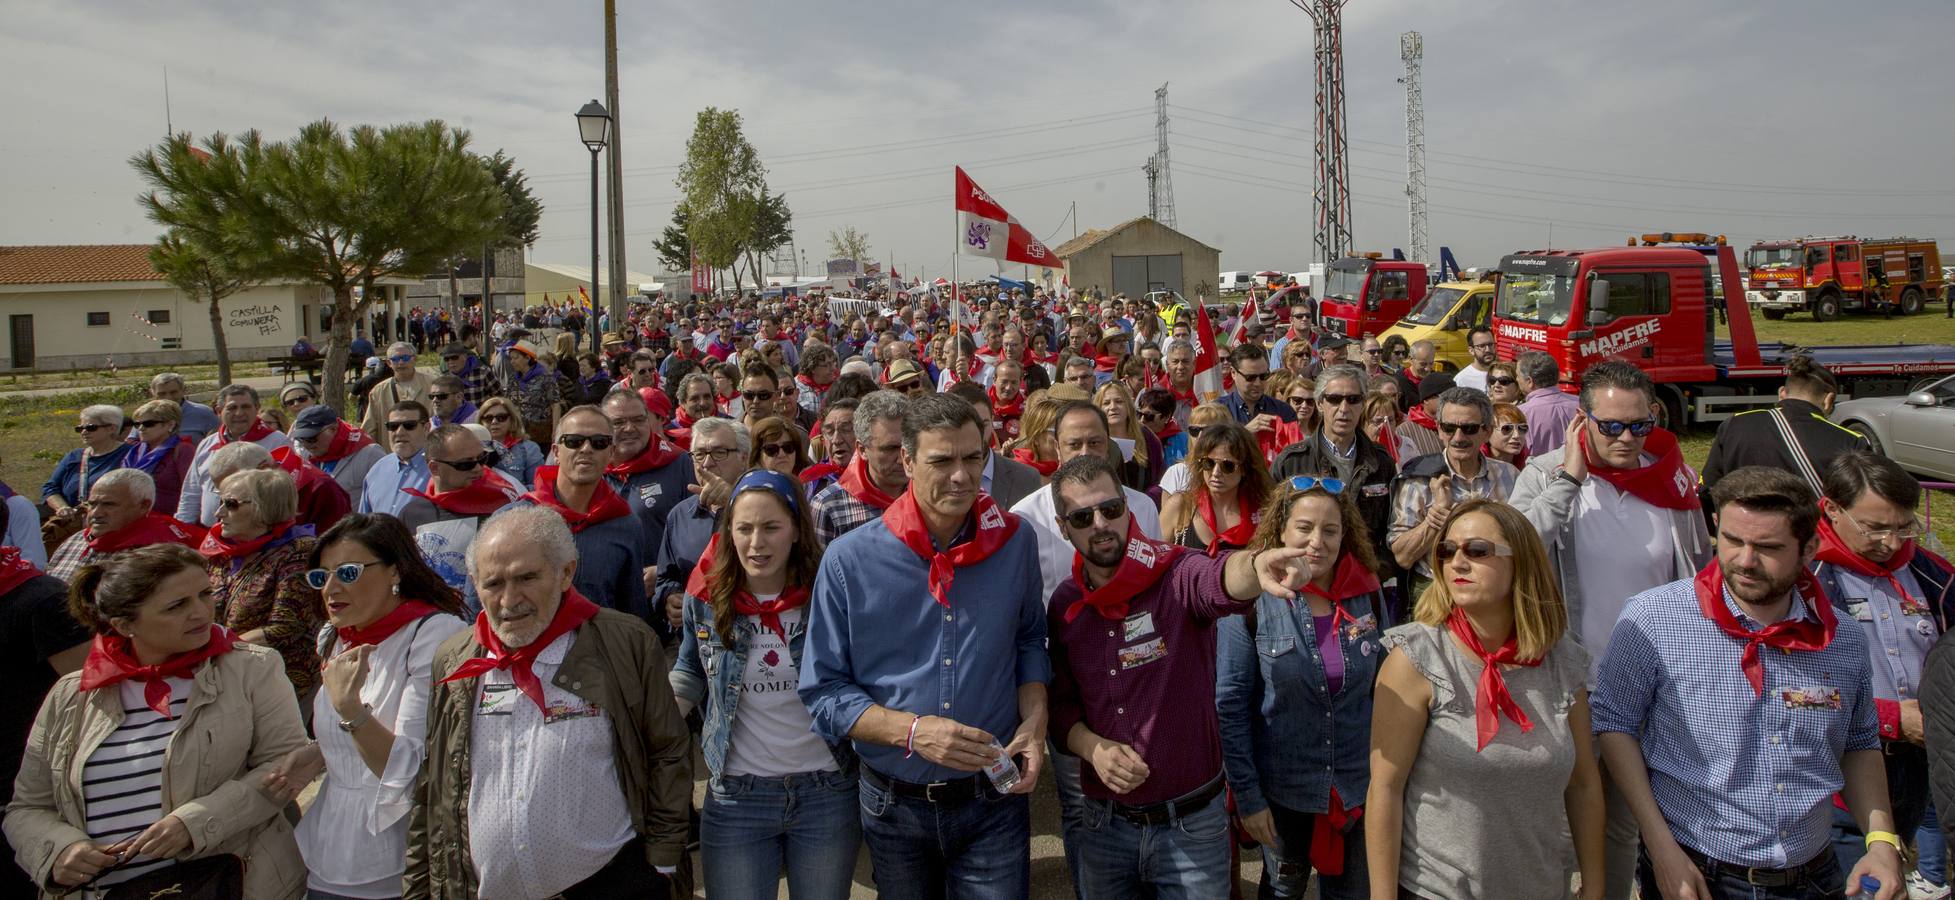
[1579,319,1662,358]
[1498,323,1547,344]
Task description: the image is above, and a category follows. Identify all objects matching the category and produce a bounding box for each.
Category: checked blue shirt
[1591,578,1879,870]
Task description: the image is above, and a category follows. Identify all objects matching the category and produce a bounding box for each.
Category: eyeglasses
[434,452,496,471]
[1236,371,1270,383]
[1320,393,1363,407]
[760,441,796,457]
[385,420,424,432]
[480,413,512,425]
[427,392,452,401]
[1591,417,1655,438]
[690,446,737,464]
[388,355,415,364]
[303,561,381,590]
[1438,422,1484,436]
[1060,497,1128,530]
[1437,538,1513,561]
[1470,343,1497,352]
[74,423,110,434]
[281,396,313,408]
[218,497,252,512]
[134,419,168,429]
[1287,476,1345,494]
[557,433,614,451]
[1838,506,1922,544]
[1497,423,1529,435]
[1487,377,1518,387]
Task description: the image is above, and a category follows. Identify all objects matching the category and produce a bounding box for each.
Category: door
[1890,376,1955,479]
[7,315,31,369]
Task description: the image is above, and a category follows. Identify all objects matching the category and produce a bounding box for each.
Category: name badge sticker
[1123,612,1156,642]
[1119,638,1168,670]
[477,683,518,717]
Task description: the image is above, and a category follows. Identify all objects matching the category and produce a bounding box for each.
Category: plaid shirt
[809,481,885,546]
[1591,579,1880,869]
[1386,454,1518,577]
[45,532,89,584]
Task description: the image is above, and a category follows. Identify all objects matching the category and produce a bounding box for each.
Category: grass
[1728,302,1955,349]
[0,359,282,392]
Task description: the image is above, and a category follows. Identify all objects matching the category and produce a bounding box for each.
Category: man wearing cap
[506,406,652,622]
[290,405,386,499]
[1395,371,1455,459]
[427,374,477,428]
[439,342,493,404]
[600,388,693,624]
[1303,335,1352,381]
[360,342,435,436]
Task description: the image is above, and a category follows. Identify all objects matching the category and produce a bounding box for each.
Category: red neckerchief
[881,488,1020,607]
[1298,551,1383,608]
[212,421,274,448]
[402,468,521,516]
[1169,384,1197,409]
[439,588,600,713]
[1814,514,1921,607]
[684,533,722,599]
[1063,519,1184,623]
[1405,405,1439,433]
[987,385,1025,421]
[0,546,40,595]
[715,392,737,415]
[736,585,812,643]
[795,372,834,396]
[836,454,899,510]
[799,461,842,484]
[1578,427,1699,511]
[79,626,240,717]
[523,467,632,532]
[1093,353,1122,373]
[1011,447,1058,476]
[1196,489,1260,555]
[199,518,300,566]
[87,513,205,555]
[312,421,377,463]
[496,431,523,450]
[605,436,684,477]
[1446,608,1542,751]
[1155,419,1183,443]
[338,600,441,648]
[1693,559,1837,697]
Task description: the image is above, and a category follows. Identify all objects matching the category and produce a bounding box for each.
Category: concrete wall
[1060,219,1221,302]
[0,282,323,371]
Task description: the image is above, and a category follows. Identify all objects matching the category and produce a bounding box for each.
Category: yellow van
[1378,281,1493,372]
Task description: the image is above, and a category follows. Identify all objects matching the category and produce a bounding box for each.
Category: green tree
[651,204,693,273]
[827,225,871,267]
[738,191,793,290]
[150,231,255,385]
[132,135,258,385]
[676,108,766,294]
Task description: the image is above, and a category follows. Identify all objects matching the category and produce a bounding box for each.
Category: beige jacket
[359,372,434,436]
[4,644,308,899]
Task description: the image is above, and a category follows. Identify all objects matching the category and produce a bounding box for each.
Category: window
[146,309,171,325]
[1374,271,1409,301]
[1833,244,1858,264]
[1594,272,1671,320]
[85,312,110,327]
[1908,254,1926,283]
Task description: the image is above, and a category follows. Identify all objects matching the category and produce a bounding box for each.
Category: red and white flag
[1190,299,1225,405]
[954,167,1062,268]
[1226,296,1259,347]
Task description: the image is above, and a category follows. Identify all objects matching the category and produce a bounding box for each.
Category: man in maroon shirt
[1045,454,1302,897]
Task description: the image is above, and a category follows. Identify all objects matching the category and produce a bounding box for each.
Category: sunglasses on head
[1438,422,1483,436]
[1437,538,1513,561]
[480,413,512,424]
[1287,476,1345,494]
[385,420,423,432]
[304,561,379,590]
[435,451,497,471]
[1198,457,1240,475]
[557,433,614,451]
[1319,393,1363,407]
[1591,418,1655,438]
[1060,496,1128,530]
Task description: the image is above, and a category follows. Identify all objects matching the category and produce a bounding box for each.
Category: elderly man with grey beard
[406,506,691,900]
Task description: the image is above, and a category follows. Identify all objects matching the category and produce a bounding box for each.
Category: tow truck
[1318,253,1429,339]
[1490,237,1955,427]
[1744,236,1943,320]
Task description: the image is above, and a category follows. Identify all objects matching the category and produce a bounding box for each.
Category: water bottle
[982,739,1020,792]
[1859,875,1881,896]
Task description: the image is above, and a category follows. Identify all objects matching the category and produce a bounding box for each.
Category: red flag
[1190,299,1224,404]
[1227,296,1259,347]
[954,167,1063,269]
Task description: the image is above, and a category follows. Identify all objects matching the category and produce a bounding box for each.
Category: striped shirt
[82,678,189,888]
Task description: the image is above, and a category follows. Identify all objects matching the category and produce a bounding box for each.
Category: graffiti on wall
[227,303,282,336]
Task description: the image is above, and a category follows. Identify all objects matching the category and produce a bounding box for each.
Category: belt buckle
[1743,866,1790,888]
[924,780,952,803]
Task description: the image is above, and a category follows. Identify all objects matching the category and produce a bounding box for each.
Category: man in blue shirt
[357,400,432,518]
[1219,342,1294,435]
[1593,467,1902,900]
[799,393,1048,898]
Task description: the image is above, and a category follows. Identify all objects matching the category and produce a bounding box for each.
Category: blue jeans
[701,769,860,900]
[1053,745,1087,898]
[1258,801,1368,900]
[859,771,1031,900]
[1074,790,1232,900]
[1921,799,1948,885]
[1638,847,1845,900]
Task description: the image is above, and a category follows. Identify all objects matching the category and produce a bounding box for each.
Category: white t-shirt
[1569,473,1674,679]
[725,606,838,777]
[1158,462,1192,496]
[1454,364,1490,392]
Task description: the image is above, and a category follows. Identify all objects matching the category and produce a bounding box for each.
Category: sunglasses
[557,433,614,451]
[1138,410,1169,423]
[1487,377,1518,387]
[1437,538,1514,561]
[1185,425,1208,440]
[760,441,796,457]
[1060,496,1128,530]
[480,413,512,424]
[388,355,415,364]
[304,561,380,590]
[1287,395,1314,406]
[134,419,168,429]
[428,392,452,401]
[1236,371,1270,383]
[434,452,496,471]
[1438,422,1483,436]
[1197,457,1240,475]
[1287,476,1345,493]
[1319,393,1363,407]
[74,423,110,434]
[281,396,313,408]
[634,368,656,376]
[218,497,252,511]
[385,420,424,432]
[741,390,774,403]
[1591,418,1656,438]
[1497,423,1529,435]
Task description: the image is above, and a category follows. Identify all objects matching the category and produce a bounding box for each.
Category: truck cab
[1319,255,1428,339]
[1493,247,1724,391]
[1379,280,1493,371]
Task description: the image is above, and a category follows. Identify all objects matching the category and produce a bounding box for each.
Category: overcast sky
[5,0,1953,285]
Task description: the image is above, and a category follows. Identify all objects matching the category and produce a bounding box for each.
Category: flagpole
[951,179,962,381]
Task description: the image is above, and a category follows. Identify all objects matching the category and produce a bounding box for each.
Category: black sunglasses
[1185,425,1208,440]
[74,423,110,434]
[428,392,452,401]
[385,420,424,432]
[281,396,313,407]
[1592,418,1656,438]
[557,433,614,451]
[741,390,774,403]
[1236,371,1270,383]
[1438,422,1483,436]
[434,451,497,471]
[1437,538,1514,561]
[480,413,512,424]
[1320,393,1363,407]
[1487,377,1517,387]
[134,419,168,429]
[759,441,796,457]
[1060,497,1128,530]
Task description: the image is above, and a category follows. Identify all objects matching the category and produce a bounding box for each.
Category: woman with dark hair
[670,470,858,900]
[823,371,880,408]
[260,514,468,900]
[1217,477,1390,899]
[747,416,813,479]
[3,544,308,898]
[1137,387,1188,465]
[1160,421,1275,554]
[575,352,612,406]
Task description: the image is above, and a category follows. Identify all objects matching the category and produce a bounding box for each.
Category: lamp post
[575,99,611,354]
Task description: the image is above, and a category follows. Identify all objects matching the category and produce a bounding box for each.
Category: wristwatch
[338,703,374,733]
[1553,467,1584,486]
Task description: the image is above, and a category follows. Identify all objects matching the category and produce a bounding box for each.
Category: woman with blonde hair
[1095,380,1163,492]
[1004,396,1065,479]
[748,416,814,478]
[201,468,325,701]
[1485,361,1523,405]
[1160,421,1274,554]
[1362,392,1404,463]
[477,396,544,486]
[1366,499,1604,900]
[124,398,197,515]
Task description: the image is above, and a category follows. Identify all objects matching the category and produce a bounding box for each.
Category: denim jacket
[670,594,855,785]
[1214,589,1388,818]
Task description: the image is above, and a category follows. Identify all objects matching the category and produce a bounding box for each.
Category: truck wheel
[1811,292,1840,322]
[1900,287,1924,316]
[1842,421,1883,456]
[1761,309,1786,320]
[1654,387,1686,431]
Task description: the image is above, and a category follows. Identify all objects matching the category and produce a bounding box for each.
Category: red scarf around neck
[1578,427,1699,511]
[0,547,40,596]
[1064,519,1184,623]
[881,488,1020,607]
[1446,608,1542,751]
[496,431,524,450]
[1405,404,1439,433]
[338,600,441,648]
[522,466,632,533]
[1196,488,1260,554]
[199,519,301,566]
[1155,420,1183,444]
[605,436,685,477]
[1011,446,1059,476]
[799,461,842,484]
[79,626,240,717]
[836,454,899,510]
[402,468,521,516]
[987,386,1025,422]
[213,421,274,448]
[312,422,377,463]
[680,532,812,643]
[439,588,600,713]
[1093,353,1122,374]
[1693,560,1837,697]
[1299,551,1383,605]
[1168,384,1197,410]
[87,513,205,556]
[1814,513,1921,606]
[796,372,834,395]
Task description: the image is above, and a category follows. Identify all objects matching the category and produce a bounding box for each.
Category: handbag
[99,854,243,900]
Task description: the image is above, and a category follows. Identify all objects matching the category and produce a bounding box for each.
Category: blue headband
[731,468,803,516]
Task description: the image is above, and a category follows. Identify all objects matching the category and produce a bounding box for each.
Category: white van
[1218,271,1254,294]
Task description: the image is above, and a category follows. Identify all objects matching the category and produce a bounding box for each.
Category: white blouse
[296,612,468,898]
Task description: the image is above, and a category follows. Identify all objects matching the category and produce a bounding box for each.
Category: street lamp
[575,99,611,353]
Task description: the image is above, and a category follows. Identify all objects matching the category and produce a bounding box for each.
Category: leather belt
[1680,845,1829,889]
[863,766,991,805]
[1101,777,1225,828]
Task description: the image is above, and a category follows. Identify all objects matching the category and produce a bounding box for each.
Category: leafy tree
[827,225,872,267]
[483,149,543,249]
[132,135,258,385]
[738,191,793,289]
[150,232,255,385]
[676,108,766,294]
[650,205,692,274]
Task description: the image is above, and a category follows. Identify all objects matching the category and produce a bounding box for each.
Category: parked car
[1218,271,1255,294]
[1831,374,1955,480]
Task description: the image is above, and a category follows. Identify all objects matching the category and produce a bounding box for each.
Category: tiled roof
[0,245,164,285]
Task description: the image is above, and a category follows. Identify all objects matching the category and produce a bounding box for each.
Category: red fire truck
[1491,241,1955,426]
[1317,254,1429,339]
[1743,236,1943,321]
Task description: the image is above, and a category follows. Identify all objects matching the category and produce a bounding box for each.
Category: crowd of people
[0,283,1950,900]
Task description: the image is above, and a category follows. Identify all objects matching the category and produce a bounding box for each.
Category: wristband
[904,715,921,758]
[1864,830,1903,853]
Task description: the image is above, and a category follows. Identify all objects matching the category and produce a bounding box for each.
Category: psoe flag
[954,166,1063,269]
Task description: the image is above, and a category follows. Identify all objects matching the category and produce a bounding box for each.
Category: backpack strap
[1767,407,1825,495]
